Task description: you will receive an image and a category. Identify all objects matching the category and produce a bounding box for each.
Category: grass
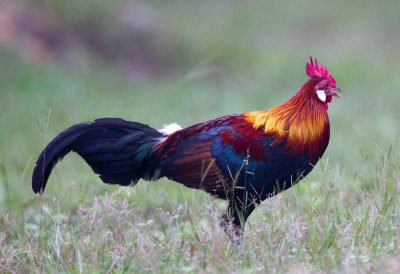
[1,0,400,272]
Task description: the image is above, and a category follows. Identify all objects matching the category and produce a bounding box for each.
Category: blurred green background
[1,0,400,233]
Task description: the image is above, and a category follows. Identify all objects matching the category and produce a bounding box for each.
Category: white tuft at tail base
[158,123,182,136]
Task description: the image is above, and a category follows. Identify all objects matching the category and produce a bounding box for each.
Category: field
[1,0,400,272]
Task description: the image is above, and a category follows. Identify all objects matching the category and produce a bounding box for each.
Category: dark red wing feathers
[154,115,274,193]
[162,140,230,191]
[155,115,248,192]
[220,116,268,161]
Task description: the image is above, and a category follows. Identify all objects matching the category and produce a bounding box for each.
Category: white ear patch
[158,122,182,135]
[317,89,326,102]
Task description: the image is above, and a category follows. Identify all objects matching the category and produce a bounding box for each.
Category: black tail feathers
[32,118,163,194]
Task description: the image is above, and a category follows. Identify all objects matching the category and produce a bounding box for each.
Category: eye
[324,82,330,88]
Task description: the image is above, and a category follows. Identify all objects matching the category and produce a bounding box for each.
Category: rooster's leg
[220,190,259,245]
[220,212,243,246]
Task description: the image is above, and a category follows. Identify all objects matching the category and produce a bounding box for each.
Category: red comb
[305,57,336,85]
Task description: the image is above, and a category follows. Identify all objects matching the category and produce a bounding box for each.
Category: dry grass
[1,145,399,272]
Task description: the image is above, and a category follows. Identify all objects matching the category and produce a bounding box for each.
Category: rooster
[32,57,341,241]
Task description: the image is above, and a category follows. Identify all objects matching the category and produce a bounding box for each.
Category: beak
[332,87,342,98]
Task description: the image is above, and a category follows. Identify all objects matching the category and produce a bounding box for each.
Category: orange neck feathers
[244,80,330,161]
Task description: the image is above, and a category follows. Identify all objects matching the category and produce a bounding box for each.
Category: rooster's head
[306,57,342,110]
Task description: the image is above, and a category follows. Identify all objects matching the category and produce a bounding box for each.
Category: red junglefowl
[32,57,341,243]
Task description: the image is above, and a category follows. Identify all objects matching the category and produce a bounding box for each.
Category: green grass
[1,0,400,272]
